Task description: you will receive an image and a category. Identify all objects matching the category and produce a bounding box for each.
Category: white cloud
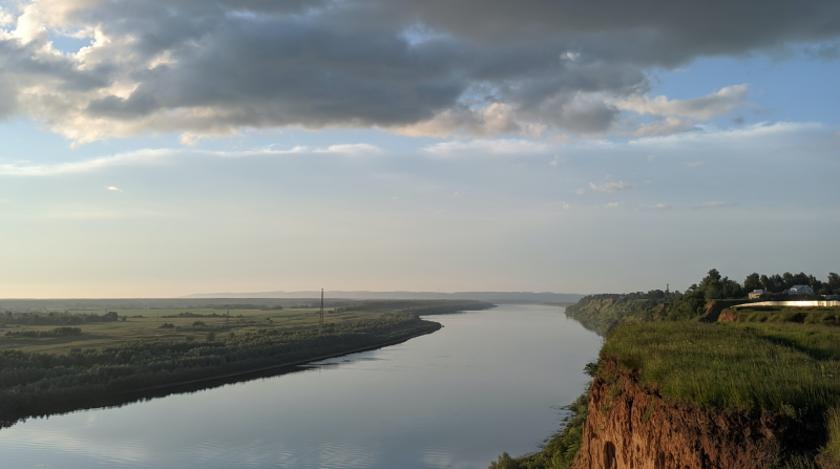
[0,143,383,176]
[212,144,383,159]
[632,116,697,137]
[628,121,824,147]
[692,201,738,210]
[0,149,173,176]
[615,85,750,137]
[604,201,621,209]
[423,138,549,157]
[106,185,121,192]
[0,7,14,26]
[653,202,672,210]
[586,180,632,193]
[616,84,748,120]
[560,51,580,62]
[318,143,383,157]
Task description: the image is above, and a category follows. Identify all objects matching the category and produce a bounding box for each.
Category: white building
[748,289,766,299]
[787,285,815,296]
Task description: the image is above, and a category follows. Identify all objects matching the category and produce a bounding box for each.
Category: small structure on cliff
[787,285,815,296]
[748,289,767,300]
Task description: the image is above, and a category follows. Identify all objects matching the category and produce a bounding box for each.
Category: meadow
[598,318,840,468]
[726,306,840,326]
[600,320,840,412]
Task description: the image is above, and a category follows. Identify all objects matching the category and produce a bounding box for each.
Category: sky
[0,0,838,298]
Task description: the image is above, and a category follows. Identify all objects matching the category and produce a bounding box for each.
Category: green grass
[728,307,840,327]
[819,407,840,466]
[0,299,491,355]
[600,321,840,413]
[0,307,356,354]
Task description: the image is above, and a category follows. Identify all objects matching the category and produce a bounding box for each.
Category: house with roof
[787,285,815,296]
[748,289,767,300]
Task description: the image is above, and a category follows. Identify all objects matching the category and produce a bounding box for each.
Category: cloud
[692,201,738,209]
[632,117,698,137]
[628,121,825,147]
[0,143,383,176]
[0,149,173,176]
[604,201,621,209]
[616,84,749,136]
[317,143,384,157]
[0,8,13,27]
[586,179,632,193]
[106,185,121,192]
[0,1,837,142]
[423,138,549,157]
[616,84,748,120]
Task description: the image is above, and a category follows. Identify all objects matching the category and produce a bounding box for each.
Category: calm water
[1,304,601,469]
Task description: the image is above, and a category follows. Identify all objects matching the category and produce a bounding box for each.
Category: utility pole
[320,288,325,332]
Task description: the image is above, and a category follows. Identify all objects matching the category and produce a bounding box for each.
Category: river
[0,304,601,469]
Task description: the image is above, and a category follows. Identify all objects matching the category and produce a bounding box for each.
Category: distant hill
[185,290,583,304]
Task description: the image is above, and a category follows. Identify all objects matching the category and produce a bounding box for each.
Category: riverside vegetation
[0,298,492,428]
[492,270,840,469]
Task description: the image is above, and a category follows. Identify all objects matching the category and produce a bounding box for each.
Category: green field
[0,298,492,427]
[597,320,840,467]
[601,321,840,412]
[0,298,492,353]
[1,305,401,354]
[726,306,840,326]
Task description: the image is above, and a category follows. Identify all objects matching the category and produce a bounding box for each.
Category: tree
[700,269,724,300]
[764,274,784,292]
[744,273,762,292]
[721,277,744,299]
[783,272,796,289]
[829,273,840,294]
[489,453,521,469]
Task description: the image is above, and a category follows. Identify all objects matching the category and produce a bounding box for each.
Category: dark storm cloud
[2,0,839,139]
[376,0,840,63]
[0,37,107,91]
[88,16,466,127]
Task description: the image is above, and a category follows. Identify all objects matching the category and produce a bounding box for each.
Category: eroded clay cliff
[572,364,798,469]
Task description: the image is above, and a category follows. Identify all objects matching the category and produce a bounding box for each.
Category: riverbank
[493,289,840,469]
[114,320,442,401]
[0,300,493,428]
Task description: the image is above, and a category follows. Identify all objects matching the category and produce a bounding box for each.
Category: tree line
[566,269,839,334]
[683,269,839,303]
[1,311,120,326]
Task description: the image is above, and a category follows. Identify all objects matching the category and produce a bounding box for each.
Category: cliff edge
[573,363,799,469]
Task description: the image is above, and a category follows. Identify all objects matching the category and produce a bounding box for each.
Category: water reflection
[0,305,600,469]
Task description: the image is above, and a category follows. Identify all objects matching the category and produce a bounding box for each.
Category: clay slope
[573,364,793,469]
